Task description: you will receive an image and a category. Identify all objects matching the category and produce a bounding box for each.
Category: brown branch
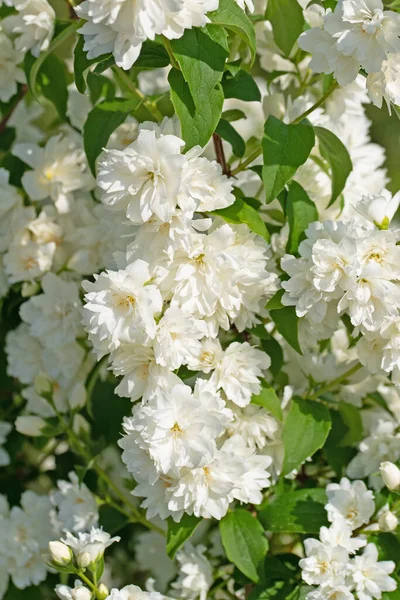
[0,84,28,136]
[213,132,231,177]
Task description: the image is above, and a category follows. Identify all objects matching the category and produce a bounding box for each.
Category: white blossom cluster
[298,0,400,110]
[300,478,396,600]
[81,118,279,521]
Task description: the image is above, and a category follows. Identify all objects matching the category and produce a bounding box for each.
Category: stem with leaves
[290,80,339,125]
[309,362,363,400]
[112,67,164,122]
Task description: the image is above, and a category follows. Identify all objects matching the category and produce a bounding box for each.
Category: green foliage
[74,36,113,94]
[262,117,315,203]
[212,198,270,242]
[266,0,305,57]
[269,304,301,354]
[259,488,329,533]
[314,126,353,206]
[281,398,332,476]
[24,53,69,120]
[220,510,269,582]
[286,181,319,254]
[166,514,202,558]
[209,0,256,65]
[216,119,246,157]
[252,381,283,421]
[222,69,261,102]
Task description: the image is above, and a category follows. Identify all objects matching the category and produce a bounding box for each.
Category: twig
[213,133,231,176]
[0,85,28,135]
[309,362,363,400]
[290,80,339,125]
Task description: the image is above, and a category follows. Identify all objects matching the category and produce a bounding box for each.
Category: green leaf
[324,404,362,476]
[83,98,141,175]
[259,488,328,533]
[209,0,256,65]
[216,119,245,157]
[222,108,247,122]
[220,510,269,583]
[4,584,42,600]
[87,71,116,104]
[252,381,283,421]
[282,397,331,476]
[261,337,284,377]
[0,127,15,152]
[222,70,261,102]
[266,0,305,57]
[314,126,352,207]
[212,198,270,242]
[74,35,113,94]
[99,505,129,535]
[286,181,318,254]
[249,580,295,600]
[134,40,170,68]
[266,289,284,311]
[24,53,68,119]
[262,116,315,203]
[169,25,228,149]
[269,305,301,354]
[91,380,131,446]
[337,403,363,447]
[166,514,202,559]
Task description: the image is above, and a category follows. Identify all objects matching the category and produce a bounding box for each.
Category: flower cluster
[300,478,396,600]
[298,0,400,109]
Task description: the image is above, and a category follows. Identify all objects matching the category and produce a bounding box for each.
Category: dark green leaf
[270,305,301,354]
[262,116,315,203]
[286,181,318,254]
[261,337,284,377]
[222,108,247,122]
[222,70,261,102]
[249,580,295,600]
[166,514,202,559]
[91,380,131,445]
[252,381,283,421]
[74,35,113,94]
[134,40,170,68]
[266,289,284,311]
[87,71,116,104]
[282,397,331,476]
[209,0,256,65]
[212,198,270,242]
[0,127,15,151]
[25,53,68,119]
[220,510,268,583]
[4,584,41,600]
[266,0,305,57]
[99,505,129,535]
[314,126,352,207]
[216,119,245,157]
[83,98,141,175]
[259,488,328,533]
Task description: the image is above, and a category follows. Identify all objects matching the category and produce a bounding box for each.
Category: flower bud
[379,510,398,532]
[21,281,40,297]
[98,583,109,600]
[48,541,72,565]
[77,552,91,568]
[380,461,400,491]
[71,586,92,600]
[355,190,400,229]
[15,415,46,437]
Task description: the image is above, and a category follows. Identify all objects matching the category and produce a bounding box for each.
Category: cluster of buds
[378,462,400,532]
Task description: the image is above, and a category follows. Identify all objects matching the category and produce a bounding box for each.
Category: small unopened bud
[34,373,52,397]
[71,586,92,600]
[380,461,400,491]
[379,510,398,532]
[15,415,46,437]
[48,541,72,565]
[77,552,91,568]
[98,583,109,600]
[21,281,40,297]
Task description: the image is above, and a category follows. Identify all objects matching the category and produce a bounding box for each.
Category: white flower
[13,135,94,214]
[172,544,213,600]
[319,521,366,554]
[6,324,43,384]
[106,585,164,600]
[378,510,398,532]
[111,343,181,402]
[227,404,280,450]
[20,273,83,348]
[3,0,55,57]
[210,342,271,407]
[4,239,55,283]
[153,306,207,370]
[48,541,73,565]
[307,586,355,600]
[97,128,186,223]
[325,478,375,530]
[0,32,25,102]
[367,53,400,111]
[76,0,218,70]
[355,189,400,229]
[61,527,120,564]
[235,0,254,11]
[52,472,99,533]
[0,422,11,467]
[15,415,46,436]
[350,543,396,600]
[82,259,163,355]
[300,538,350,587]
[380,461,400,490]
[0,168,23,253]
[186,337,224,373]
[135,531,176,592]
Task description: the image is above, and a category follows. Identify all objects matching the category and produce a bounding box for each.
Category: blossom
[172,544,213,600]
[20,273,83,348]
[325,478,375,530]
[380,461,400,490]
[106,585,164,600]
[3,0,55,57]
[0,32,25,102]
[355,189,400,229]
[300,538,350,587]
[61,527,120,564]
[48,541,73,565]
[350,544,396,600]
[51,472,99,533]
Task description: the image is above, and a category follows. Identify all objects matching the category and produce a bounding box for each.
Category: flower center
[362,9,384,34]
[170,422,183,436]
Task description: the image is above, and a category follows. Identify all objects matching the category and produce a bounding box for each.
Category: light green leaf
[282,398,331,476]
[209,0,256,65]
[212,198,270,242]
[24,53,68,120]
[83,98,141,175]
[222,109,247,122]
[262,116,315,203]
[269,305,301,354]
[259,488,328,533]
[220,510,269,582]
[286,181,318,254]
[266,0,305,57]
[74,35,112,94]
[314,126,352,207]
[166,515,202,559]
[216,119,245,157]
[252,381,283,421]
